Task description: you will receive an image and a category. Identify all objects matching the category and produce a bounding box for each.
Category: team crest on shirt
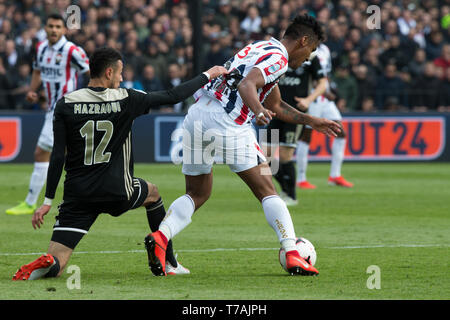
[0,117,21,162]
[55,52,63,65]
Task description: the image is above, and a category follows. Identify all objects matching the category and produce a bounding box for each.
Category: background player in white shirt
[6,14,90,215]
[145,15,342,276]
[296,44,354,188]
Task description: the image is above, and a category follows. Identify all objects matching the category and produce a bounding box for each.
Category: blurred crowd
[0,0,449,112]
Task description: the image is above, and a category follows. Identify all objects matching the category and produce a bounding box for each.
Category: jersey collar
[49,35,67,51]
[270,37,289,60]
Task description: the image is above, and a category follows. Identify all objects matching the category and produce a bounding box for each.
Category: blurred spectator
[332,63,358,111]
[379,35,409,70]
[438,67,450,112]
[375,63,409,110]
[433,44,450,79]
[240,4,261,36]
[9,61,33,110]
[410,62,440,111]
[215,0,233,30]
[164,63,185,112]
[361,97,376,112]
[354,64,375,111]
[204,38,228,69]
[120,65,144,91]
[0,57,13,109]
[2,39,20,72]
[408,48,427,78]
[426,31,444,60]
[143,42,168,83]
[397,9,416,36]
[141,64,165,92]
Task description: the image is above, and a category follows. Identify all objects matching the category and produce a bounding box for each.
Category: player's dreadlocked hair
[283,14,324,42]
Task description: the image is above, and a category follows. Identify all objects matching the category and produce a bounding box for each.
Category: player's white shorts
[181,95,266,176]
[306,97,342,129]
[37,110,54,152]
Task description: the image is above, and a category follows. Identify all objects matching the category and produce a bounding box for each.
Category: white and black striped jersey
[45,74,209,202]
[33,35,89,111]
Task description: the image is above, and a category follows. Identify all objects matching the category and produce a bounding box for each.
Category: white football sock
[296,141,309,183]
[159,194,195,240]
[261,195,297,251]
[25,162,49,206]
[330,138,346,178]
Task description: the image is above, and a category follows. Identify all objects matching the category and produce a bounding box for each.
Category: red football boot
[328,176,354,188]
[285,250,319,276]
[145,231,168,276]
[12,254,55,281]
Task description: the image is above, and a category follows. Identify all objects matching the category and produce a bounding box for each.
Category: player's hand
[32,205,51,229]
[254,108,275,126]
[26,91,39,103]
[294,97,310,112]
[310,117,342,138]
[205,66,229,79]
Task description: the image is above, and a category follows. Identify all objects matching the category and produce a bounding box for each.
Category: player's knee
[145,182,161,204]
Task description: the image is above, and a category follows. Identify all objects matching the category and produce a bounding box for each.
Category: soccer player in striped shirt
[146,15,342,276]
[6,13,90,215]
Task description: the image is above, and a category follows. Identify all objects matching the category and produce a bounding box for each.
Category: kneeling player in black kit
[12,47,228,280]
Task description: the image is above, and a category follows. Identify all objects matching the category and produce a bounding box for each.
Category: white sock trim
[261,194,279,203]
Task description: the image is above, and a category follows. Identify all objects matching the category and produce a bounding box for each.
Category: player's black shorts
[51,177,149,249]
[265,118,303,148]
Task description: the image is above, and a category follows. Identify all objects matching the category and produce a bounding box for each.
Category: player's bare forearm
[237,68,274,125]
[269,100,341,137]
[271,100,313,125]
[237,79,265,115]
[30,69,42,92]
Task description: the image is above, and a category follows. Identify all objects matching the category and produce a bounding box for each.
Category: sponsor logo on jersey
[0,117,21,162]
[40,66,64,77]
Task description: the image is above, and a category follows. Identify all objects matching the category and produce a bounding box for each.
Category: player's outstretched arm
[141,66,229,109]
[265,86,341,137]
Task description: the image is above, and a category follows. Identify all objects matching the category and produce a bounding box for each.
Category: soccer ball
[279,237,317,272]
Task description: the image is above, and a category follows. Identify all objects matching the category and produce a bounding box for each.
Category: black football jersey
[45,74,209,202]
[277,56,326,108]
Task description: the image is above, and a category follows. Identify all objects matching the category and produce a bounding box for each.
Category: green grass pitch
[0,162,449,300]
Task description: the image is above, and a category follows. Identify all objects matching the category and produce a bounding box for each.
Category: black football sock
[44,255,60,278]
[273,160,288,193]
[281,161,297,200]
[146,198,178,267]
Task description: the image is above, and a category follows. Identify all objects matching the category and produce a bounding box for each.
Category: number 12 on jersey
[80,120,113,165]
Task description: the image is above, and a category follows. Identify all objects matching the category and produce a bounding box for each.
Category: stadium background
[0,0,449,162]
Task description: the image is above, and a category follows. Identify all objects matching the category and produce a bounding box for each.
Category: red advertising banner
[309,117,446,161]
[0,117,22,162]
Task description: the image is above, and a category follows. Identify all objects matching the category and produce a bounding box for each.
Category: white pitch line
[0,244,448,257]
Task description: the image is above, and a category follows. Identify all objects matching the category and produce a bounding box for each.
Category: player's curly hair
[283,14,324,42]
